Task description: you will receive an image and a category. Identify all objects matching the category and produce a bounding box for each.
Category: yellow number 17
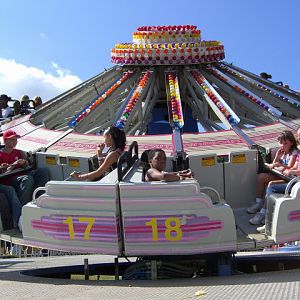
[63,217,95,240]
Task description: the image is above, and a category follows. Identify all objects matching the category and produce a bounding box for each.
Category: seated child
[265,145,300,197]
[71,126,126,181]
[257,150,300,233]
[248,130,299,225]
[0,129,50,205]
[144,149,192,182]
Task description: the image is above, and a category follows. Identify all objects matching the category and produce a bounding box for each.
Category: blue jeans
[266,183,287,198]
[265,183,288,235]
[11,168,50,205]
[11,175,34,206]
[0,184,22,228]
[28,168,50,196]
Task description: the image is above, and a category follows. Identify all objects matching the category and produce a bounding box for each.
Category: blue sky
[0,0,299,101]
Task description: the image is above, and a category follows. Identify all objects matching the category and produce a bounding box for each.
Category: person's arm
[169,170,193,178]
[270,148,284,168]
[3,150,28,171]
[0,163,9,173]
[146,168,183,182]
[285,154,298,169]
[283,168,300,176]
[178,169,193,178]
[275,153,297,172]
[96,143,106,161]
[14,150,29,168]
[71,151,119,181]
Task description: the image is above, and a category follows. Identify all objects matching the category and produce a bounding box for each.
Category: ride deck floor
[234,208,274,250]
[1,253,300,300]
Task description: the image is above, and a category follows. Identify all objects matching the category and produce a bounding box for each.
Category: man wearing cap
[0,94,13,118]
[0,129,50,206]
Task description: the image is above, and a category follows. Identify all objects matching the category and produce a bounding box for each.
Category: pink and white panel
[119,181,236,255]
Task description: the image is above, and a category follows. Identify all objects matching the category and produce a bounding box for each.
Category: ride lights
[113,41,221,50]
[166,72,184,128]
[218,64,300,110]
[208,67,282,117]
[111,46,224,66]
[116,70,152,129]
[190,70,239,125]
[137,25,198,31]
[69,71,133,128]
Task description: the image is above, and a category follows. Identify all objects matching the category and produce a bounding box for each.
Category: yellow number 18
[145,217,182,242]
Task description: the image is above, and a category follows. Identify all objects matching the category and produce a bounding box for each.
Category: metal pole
[151,260,157,280]
[84,258,89,280]
[114,257,119,280]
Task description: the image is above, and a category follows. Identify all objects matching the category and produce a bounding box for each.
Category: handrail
[117,141,139,182]
[117,151,130,182]
[128,140,139,162]
[200,186,222,204]
[284,176,300,197]
[116,141,138,257]
[32,187,46,204]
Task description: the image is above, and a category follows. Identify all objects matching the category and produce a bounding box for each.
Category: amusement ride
[1,25,300,278]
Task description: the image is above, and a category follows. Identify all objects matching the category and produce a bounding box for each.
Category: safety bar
[32,187,46,203]
[284,176,300,197]
[117,141,138,181]
[200,186,222,204]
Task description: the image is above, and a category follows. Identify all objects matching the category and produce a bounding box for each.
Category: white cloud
[0,57,82,101]
[40,32,46,38]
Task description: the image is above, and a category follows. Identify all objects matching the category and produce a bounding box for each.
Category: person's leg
[28,168,50,189]
[262,180,286,210]
[0,184,22,228]
[250,175,278,224]
[12,175,34,206]
[265,182,287,199]
[248,173,279,214]
[256,173,279,199]
[28,168,50,197]
[261,182,288,234]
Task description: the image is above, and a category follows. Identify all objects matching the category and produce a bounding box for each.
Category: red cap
[3,130,20,140]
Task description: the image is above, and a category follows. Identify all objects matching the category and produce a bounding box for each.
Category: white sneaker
[18,216,22,233]
[247,202,263,214]
[257,225,266,233]
[249,212,265,225]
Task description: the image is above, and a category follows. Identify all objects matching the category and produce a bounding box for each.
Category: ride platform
[1,253,300,300]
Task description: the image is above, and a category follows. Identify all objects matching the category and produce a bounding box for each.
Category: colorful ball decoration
[209,67,281,118]
[69,71,133,128]
[190,70,238,126]
[116,71,152,129]
[218,63,300,110]
[167,71,184,128]
[111,25,225,66]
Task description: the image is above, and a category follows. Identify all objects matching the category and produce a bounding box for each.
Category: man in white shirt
[0,94,13,118]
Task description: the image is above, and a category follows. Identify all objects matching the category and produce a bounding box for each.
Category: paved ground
[0,253,300,300]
